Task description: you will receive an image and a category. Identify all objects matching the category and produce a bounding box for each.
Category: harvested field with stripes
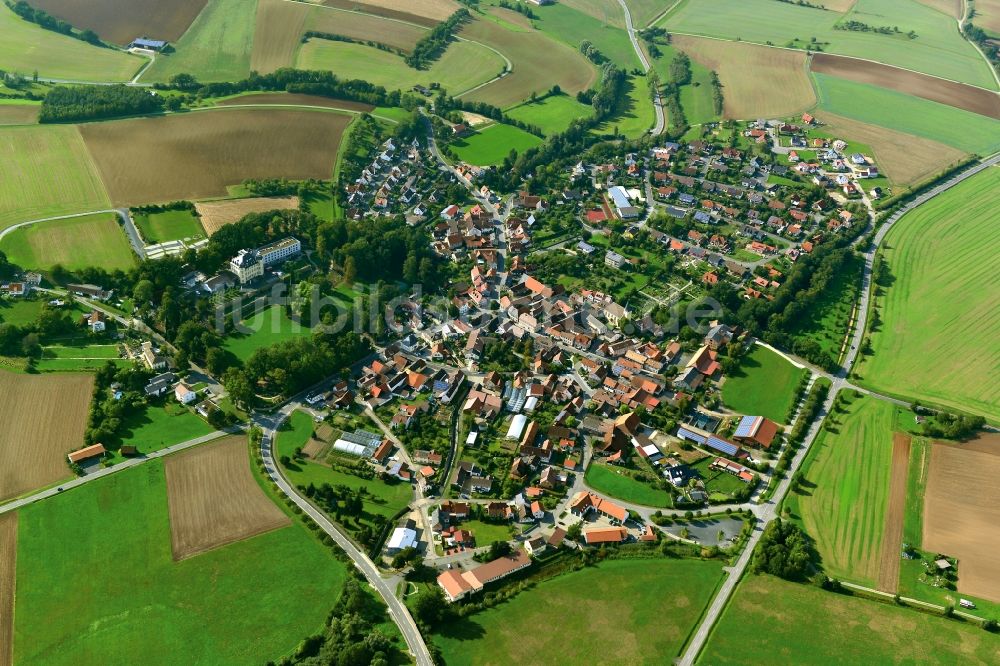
[811,54,1000,120]
[79,109,350,205]
[325,0,458,23]
[196,196,300,235]
[0,372,93,502]
[0,512,15,666]
[877,433,910,593]
[923,434,1000,602]
[164,436,290,560]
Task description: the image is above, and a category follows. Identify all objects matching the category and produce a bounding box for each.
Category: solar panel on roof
[733,416,759,438]
[707,436,739,456]
[677,427,707,444]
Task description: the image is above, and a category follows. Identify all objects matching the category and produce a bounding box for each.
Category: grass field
[37,343,127,373]
[813,111,967,187]
[79,108,350,205]
[671,35,815,119]
[0,300,45,327]
[662,0,997,89]
[506,93,593,135]
[28,0,208,45]
[13,459,348,663]
[812,73,1000,155]
[558,0,626,28]
[584,461,671,507]
[449,123,543,165]
[700,573,1000,664]
[534,2,640,68]
[460,15,597,107]
[0,125,110,232]
[222,305,314,363]
[144,0,258,83]
[0,3,142,82]
[0,213,135,272]
[593,73,655,139]
[721,345,806,423]
[165,435,289,559]
[132,208,205,244]
[0,104,39,126]
[117,399,215,456]
[0,371,92,502]
[435,558,723,665]
[785,393,897,587]
[297,38,502,96]
[857,167,1000,422]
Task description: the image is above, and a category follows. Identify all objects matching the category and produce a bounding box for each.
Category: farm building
[733,415,780,449]
[67,443,106,464]
[333,429,383,457]
[129,38,168,51]
[583,526,628,545]
[436,550,532,602]
[386,527,418,554]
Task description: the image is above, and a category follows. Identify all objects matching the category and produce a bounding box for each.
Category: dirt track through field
[811,54,1000,120]
[0,513,15,666]
[877,433,910,592]
[195,196,299,235]
[0,372,93,502]
[165,435,289,560]
[923,434,1000,602]
[28,0,208,44]
[80,109,351,206]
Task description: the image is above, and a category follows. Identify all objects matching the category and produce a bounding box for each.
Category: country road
[617,0,665,135]
[256,403,433,666]
[0,208,147,259]
[677,153,1000,665]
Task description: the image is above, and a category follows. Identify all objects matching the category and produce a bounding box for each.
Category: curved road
[678,154,1000,665]
[256,403,433,666]
[617,0,665,134]
[1,208,146,259]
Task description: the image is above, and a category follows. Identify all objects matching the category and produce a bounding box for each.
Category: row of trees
[40,84,163,123]
[590,63,627,119]
[405,9,469,69]
[9,0,101,45]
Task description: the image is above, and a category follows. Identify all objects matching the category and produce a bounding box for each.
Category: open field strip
[0,105,38,126]
[0,513,14,666]
[79,108,351,206]
[811,53,1000,119]
[327,0,459,22]
[0,2,142,82]
[877,433,910,593]
[0,212,135,272]
[297,39,503,97]
[195,196,298,235]
[0,125,111,233]
[660,0,997,89]
[786,394,897,588]
[0,372,93,503]
[721,345,806,423]
[459,15,597,107]
[976,0,1000,33]
[165,436,290,559]
[435,559,724,665]
[557,0,626,28]
[13,458,348,663]
[700,573,1000,664]
[144,0,258,83]
[917,0,962,18]
[857,167,1000,422]
[534,1,640,68]
[812,73,1000,155]
[28,0,209,45]
[670,36,815,119]
[812,111,967,186]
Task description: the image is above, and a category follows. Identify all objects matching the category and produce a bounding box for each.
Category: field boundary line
[197,103,400,123]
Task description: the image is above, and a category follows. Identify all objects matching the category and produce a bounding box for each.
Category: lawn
[0,299,44,326]
[449,123,543,165]
[0,213,135,272]
[785,393,897,587]
[856,167,1000,422]
[132,208,206,244]
[116,399,216,456]
[435,558,723,665]
[700,573,1000,664]
[505,93,593,136]
[36,343,129,373]
[592,73,655,139]
[275,410,412,520]
[812,73,1000,155]
[662,0,997,89]
[0,125,111,232]
[461,519,513,545]
[296,39,504,97]
[13,459,348,663]
[222,305,314,363]
[144,0,258,83]
[721,344,807,423]
[0,2,142,82]
[585,461,671,507]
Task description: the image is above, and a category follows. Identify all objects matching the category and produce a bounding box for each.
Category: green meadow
[13,460,347,663]
[450,123,543,165]
[133,208,206,244]
[0,213,134,272]
[584,461,672,507]
[721,345,807,423]
[506,94,593,135]
[222,305,314,363]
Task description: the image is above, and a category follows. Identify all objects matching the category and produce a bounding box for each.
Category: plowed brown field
[0,512,15,666]
[324,0,444,27]
[877,433,910,592]
[0,372,93,502]
[28,0,208,45]
[164,435,289,560]
[80,108,351,205]
[923,434,1000,602]
[811,54,1000,120]
[195,196,299,235]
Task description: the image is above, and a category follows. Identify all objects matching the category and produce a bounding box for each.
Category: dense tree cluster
[834,20,916,38]
[591,63,627,119]
[498,0,536,18]
[668,53,692,86]
[40,85,163,123]
[84,362,153,447]
[752,519,814,580]
[710,71,724,115]
[0,300,77,358]
[920,411,986,441]
[405,9,469,69]
[579,40,607,64]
